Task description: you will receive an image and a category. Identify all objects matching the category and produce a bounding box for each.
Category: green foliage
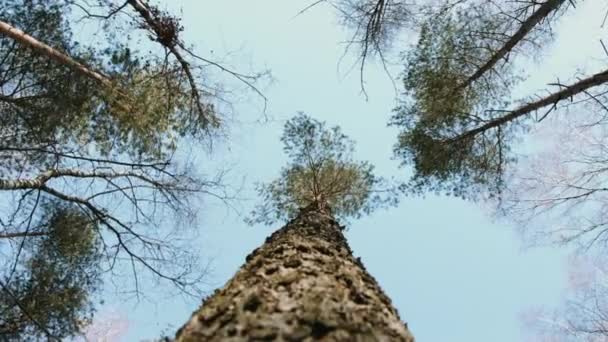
[1,204,101,340]
[248,113,397,225]
[0,1,240,336]
[0,0,227,310]
[391,5,521,198]
[97,49,211,158]
[0,0,216,165]
[0,0,98,164]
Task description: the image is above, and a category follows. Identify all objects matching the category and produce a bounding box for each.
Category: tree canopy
[321,0,608,252]
[1,203,101,340]
[3,0,606,339]
[0,0,218,161]
[0,0,266,339]
[390,0,571,198]
[248,113,397,225]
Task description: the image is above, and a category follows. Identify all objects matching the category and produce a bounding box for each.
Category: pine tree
[0,0,266,338]
[318,0,608,249]
[175,114,413,341]
[0,203,101,340]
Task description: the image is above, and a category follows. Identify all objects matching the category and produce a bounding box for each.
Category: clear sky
[94,1,607,341]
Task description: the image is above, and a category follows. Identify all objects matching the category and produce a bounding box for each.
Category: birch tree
[522,256,608,342]
[496,107,608,251]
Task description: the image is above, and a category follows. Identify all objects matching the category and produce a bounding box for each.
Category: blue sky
[94,1,607,341]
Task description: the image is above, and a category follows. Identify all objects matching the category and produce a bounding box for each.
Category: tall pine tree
[175,114,413,341]
[0,0,266,338]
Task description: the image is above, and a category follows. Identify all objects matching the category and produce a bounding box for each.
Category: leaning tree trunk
[175,203,415,341]
[0,20,111,86]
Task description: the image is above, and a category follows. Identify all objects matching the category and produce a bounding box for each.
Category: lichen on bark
[175,203,415,341]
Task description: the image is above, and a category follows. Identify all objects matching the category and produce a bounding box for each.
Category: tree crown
[1,203,101,340]
[248,113,397,225]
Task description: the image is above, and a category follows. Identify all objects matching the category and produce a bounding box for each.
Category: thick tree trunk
[175,203,415,341]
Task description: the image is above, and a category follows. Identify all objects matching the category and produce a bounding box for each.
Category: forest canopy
[0,0,266,339]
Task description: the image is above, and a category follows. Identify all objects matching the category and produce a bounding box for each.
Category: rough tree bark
[175,203,415,341]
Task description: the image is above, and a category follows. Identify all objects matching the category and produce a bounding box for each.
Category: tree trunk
[175,203,415,341]
[0,20,111,86]
[454,0,566,93]
[0,19,137,115]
